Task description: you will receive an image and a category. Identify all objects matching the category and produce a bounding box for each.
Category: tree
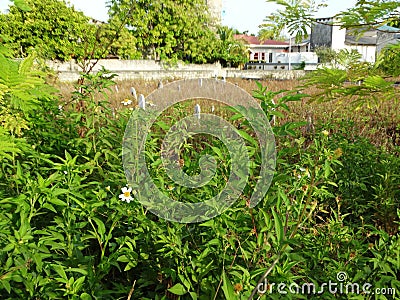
[107,0,220,63]
[215,26,248,67]
[260,0,400,41]
[255,0,400,107]
[0,0,91,60]
[0,0,140,61]
[258,28,287,42]
[259,0,327,42]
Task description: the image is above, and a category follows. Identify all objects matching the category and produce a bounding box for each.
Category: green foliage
[315,47,362,69]
[0,69,399,299]
[0,51,57,166]
[315,46,337,64]
[375,42,400,77]
[261,0,400,41]
[259,0,327,42]
[0,23,399,299]
[339,0,400,30]
[0,0,91,60]
[0,0,140,61]
[108,0,220,63]
[216,26,248,67]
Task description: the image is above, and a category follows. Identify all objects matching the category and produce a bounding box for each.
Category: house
[234,34,318,70]
[310,17,400,63]
[288,39,312,53]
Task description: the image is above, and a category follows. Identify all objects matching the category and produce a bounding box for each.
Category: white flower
[121,99,132,106]
[322,130,329,136]
[58,105,63,111]
[63,171,67,175]
[298,167,311,178]
[119,186,133,203]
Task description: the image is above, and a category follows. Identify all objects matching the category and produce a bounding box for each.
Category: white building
[234,34,318,70]
[310,17,400,63]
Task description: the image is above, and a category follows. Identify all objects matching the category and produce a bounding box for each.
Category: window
[261,52,265,61]
[269,53,273,63]
[254,53,259,60]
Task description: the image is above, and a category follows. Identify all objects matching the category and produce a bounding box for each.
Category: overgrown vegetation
[0,0,399,299]
[0,0,248,65]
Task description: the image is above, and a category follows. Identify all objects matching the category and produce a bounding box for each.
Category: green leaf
[80,293,92,300]
[92,217,106,238]
[48,197,67,207]
[272,208,284,245]
[52,264,68,281]
[12,0,32,12]
[221,271,235,300]
[167,283,187,296]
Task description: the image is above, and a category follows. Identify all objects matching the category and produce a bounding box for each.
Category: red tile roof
[234,34,289,46]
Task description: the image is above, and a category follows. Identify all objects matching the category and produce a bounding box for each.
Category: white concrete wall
[46,59,222,73]
[227,70,307,80]
[45,59,309,82]
[272,52,318,64]
[346,45,376,63]
[331,25,347,51]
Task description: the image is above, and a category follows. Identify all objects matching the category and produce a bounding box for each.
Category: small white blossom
[121,99,132,106]
[119,186,133,203]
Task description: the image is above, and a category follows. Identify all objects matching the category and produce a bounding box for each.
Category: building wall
[331,25,347,51]
[226,70,307,80]
[249,47,288,62]
[344,45,376,62]
[310,19,333,50]
[376,31,398,53]
[45,59,307,82]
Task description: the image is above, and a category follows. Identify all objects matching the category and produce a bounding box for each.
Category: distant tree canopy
[0,0,248,65]
[0,0,141,61]
[0,0,89,60]
[108,0,220,63]
[216,26,248,67]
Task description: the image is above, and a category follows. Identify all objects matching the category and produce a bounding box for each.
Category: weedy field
[58,77,400,152]
[1,62,399,299]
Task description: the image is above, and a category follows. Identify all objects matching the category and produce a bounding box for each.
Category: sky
[0,0,357,35]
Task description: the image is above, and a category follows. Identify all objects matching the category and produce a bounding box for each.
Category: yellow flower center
[124,191,130,197]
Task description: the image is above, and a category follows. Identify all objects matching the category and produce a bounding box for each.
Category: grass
[56,77,400,154]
